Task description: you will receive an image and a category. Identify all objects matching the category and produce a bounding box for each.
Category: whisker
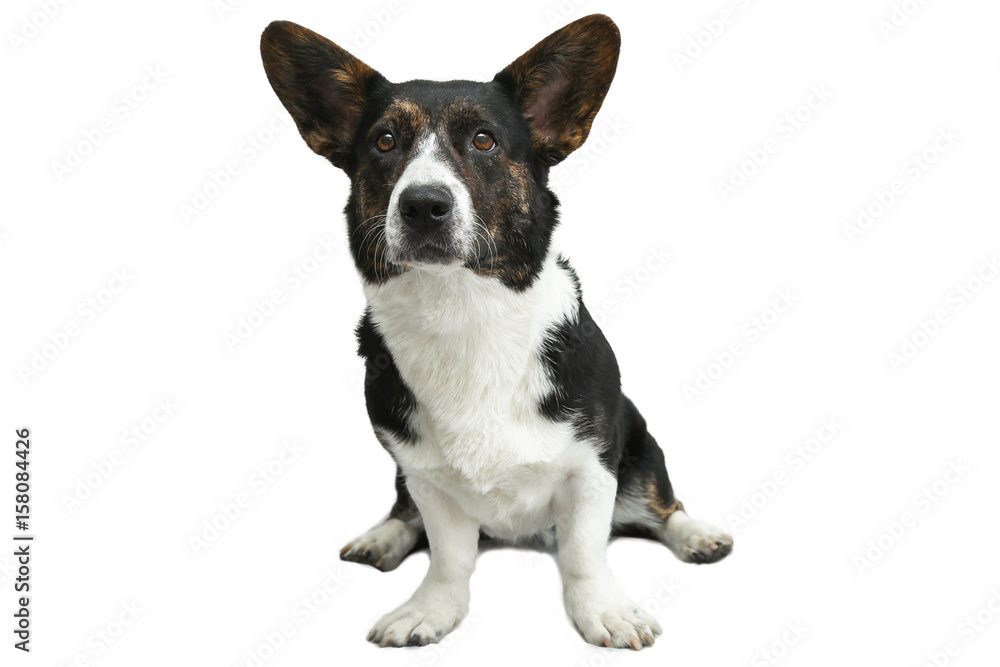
[471,233,483,272]
[472,214,497,278]
[351,214,387,239]
[359,219,386,256]
[473,214,498,261]
[374,230,388,283]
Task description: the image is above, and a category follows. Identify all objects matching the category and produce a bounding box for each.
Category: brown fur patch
[384,99,427,124]
[647,482,684,521]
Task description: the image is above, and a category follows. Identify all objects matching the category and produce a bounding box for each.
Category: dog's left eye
[376,133,396,152]
[473,132,495,151]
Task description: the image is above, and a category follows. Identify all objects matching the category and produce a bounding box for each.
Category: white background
[3,0,1000,665]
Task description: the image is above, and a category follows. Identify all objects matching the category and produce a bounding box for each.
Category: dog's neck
[362,252,579,404]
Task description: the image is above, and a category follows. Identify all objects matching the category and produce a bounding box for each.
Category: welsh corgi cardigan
[261,14,732,650]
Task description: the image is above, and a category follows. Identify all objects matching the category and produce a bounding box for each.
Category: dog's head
[261,15,619,290]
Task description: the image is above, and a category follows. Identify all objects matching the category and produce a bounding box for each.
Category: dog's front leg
[554,464,663,649]
[367,476,479,647]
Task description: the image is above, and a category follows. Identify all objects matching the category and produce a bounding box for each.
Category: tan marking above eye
[473,132,495,151]
[376,132,395,151]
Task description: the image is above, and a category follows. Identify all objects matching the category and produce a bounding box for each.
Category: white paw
[566,582,662,649]
[661,513,733,564]
[340,518,419,572]
[367,594,467,647]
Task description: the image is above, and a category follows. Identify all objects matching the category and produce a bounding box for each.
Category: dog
[260,14,733,649]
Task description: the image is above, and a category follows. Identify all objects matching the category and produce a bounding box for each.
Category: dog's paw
[661,515,733,564]
[340,518,419,572]
[567,594,662,649]
[367,597,467,647]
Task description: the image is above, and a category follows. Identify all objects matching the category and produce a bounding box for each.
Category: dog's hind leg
[611,397,733,564]
[340,466,426,572]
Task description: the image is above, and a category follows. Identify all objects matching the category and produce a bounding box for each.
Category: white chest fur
[364,256,590,539]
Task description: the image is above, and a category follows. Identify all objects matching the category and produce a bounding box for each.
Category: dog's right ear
[261,21,387,169]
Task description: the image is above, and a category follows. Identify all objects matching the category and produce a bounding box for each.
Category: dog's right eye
[376,133,396,152]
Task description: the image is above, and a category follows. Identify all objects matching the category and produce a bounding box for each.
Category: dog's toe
[683,530,733,564]
[572,604,661,649]
[340,545,380,567]
[566,578,662,650]
[340,518,419,572]
[660,513,734,564]
[368,596,466,647]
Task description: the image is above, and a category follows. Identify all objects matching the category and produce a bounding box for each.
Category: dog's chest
[365,260,586,535]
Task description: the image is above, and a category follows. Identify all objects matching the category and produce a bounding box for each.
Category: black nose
[399,186,453,231]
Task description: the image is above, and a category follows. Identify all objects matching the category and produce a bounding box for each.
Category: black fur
[356,310,418,444]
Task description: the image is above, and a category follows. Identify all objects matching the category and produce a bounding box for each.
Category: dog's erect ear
[261,21,387,169]
[494,14,620,166]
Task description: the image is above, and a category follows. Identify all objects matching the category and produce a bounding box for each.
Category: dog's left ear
[494,14,620,166]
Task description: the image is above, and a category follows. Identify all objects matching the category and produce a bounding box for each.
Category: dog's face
[346,80,540,283]
[261,16,619,290]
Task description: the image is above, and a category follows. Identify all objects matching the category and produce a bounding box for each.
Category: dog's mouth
[389,239,467,269]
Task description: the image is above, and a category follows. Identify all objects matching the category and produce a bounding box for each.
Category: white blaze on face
[385,133,477,264]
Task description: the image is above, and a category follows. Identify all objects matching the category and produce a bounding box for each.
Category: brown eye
[376,133,395,152]
[473,132,495,151]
